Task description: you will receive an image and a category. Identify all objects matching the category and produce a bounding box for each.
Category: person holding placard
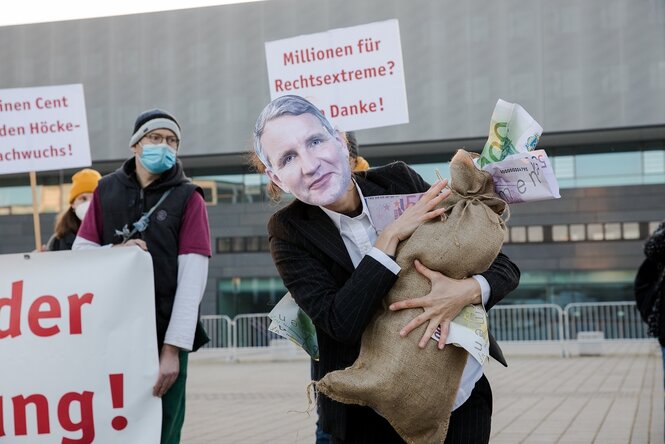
[73,109,211,444]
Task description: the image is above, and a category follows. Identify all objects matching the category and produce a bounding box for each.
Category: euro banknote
[432,304,489,365]
[364,193,424,232]
[268,292,319,360]
[478,99,543,168]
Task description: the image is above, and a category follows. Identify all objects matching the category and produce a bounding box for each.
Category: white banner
[0,247,161,443]
[265,19,408,131]
[0,84,91,175]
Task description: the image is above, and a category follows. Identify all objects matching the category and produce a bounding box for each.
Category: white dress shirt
[321,181,489,410]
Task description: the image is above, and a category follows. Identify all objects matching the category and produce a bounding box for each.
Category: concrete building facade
[1,0,664,316]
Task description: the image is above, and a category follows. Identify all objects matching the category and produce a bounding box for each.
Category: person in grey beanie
[74,108,211,443]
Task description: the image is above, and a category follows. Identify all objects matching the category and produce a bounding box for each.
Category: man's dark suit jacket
[268,161,520,442]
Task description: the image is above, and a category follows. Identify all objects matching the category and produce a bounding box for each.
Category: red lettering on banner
[29,120,76,135]
[329,97,384,118]
[109,374,128,431]
[58,391,95,444]
[0,100,31,112]
[1,390,96,442]
[356,37,381,53]
[0,124,26,137]
[0,281,23,338]
[35,96,70,109]
[0,281,94,339]
[12,394,51,435]
[28,295,62,337]
[68,293,93,335]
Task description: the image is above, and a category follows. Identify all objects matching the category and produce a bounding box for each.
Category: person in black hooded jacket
[644,222,665,356]
[73,109,211,444]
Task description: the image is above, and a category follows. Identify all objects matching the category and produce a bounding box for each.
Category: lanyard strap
[115,188,174,243]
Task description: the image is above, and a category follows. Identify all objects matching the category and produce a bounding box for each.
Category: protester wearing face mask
[73,108,211,444]
[45,168,101,251]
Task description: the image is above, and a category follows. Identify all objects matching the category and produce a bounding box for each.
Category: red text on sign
[0,280,94,339]
[327,97,385,118]
[0,391,95,443]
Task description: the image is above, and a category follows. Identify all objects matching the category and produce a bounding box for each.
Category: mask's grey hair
[253,95,336,167]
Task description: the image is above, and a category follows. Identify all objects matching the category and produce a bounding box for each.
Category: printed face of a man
[261,113,352,207]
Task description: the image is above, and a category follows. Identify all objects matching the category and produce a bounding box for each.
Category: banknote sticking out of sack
[316,149,508,444]
[478,99,560,203]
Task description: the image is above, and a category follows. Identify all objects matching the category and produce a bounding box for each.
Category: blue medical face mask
[138,144,176,174]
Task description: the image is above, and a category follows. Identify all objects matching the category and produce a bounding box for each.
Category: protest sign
[265,19,408,131]
[0,84,91,175]
[0,247,161,443]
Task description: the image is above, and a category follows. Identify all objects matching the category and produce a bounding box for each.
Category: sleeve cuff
[368,247,401,275]
[472,274,491,307]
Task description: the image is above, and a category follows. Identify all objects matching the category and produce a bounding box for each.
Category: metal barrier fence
[233,313,281,348]
[564,301,649,341]
[201,301,652,358]
[200,315,233,348]
[488,304,565,342]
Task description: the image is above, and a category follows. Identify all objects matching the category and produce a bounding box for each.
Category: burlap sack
[316,150,507,443]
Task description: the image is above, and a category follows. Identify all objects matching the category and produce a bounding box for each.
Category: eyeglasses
[143,133,179,148]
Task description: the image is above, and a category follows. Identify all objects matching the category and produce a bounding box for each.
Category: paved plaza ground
[182,341,663,443]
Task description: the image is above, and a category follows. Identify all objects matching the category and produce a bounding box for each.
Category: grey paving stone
[180,341,663,443]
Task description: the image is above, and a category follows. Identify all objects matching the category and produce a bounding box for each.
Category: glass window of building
[622,222,640,240]
[511,226,527,243]
[570,224,586,241]
[603,223,621,240]
[527,226,544,242]
[411,162,451,185]
[587,223,604,241]
[552,225,569,242]
[217,277,287,317]
[643,150,665,175]
[574,152,642,187]
[231,237,245,252]
[217,238,232,253]
[246,236,261,252]
[650,221,662,234]
[553,156,575,179]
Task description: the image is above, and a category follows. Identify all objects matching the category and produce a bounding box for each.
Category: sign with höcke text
[0,247,161,443]
[0,84,91,175]
[265,19,408,131]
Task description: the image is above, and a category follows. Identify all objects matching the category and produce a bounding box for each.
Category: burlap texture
[316,150,507,443]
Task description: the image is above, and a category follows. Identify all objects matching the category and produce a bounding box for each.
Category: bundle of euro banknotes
[478,99,560,203]
[268,292,319,360]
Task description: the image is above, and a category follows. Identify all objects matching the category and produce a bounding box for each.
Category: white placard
[265,19,409,131]
[0,84,91,175]
[0,247,161,443]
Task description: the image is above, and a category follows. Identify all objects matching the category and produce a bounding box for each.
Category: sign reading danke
[265,19,408,131]
[0,84,91,175]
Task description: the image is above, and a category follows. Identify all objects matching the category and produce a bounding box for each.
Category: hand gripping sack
[316,150,508,444]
